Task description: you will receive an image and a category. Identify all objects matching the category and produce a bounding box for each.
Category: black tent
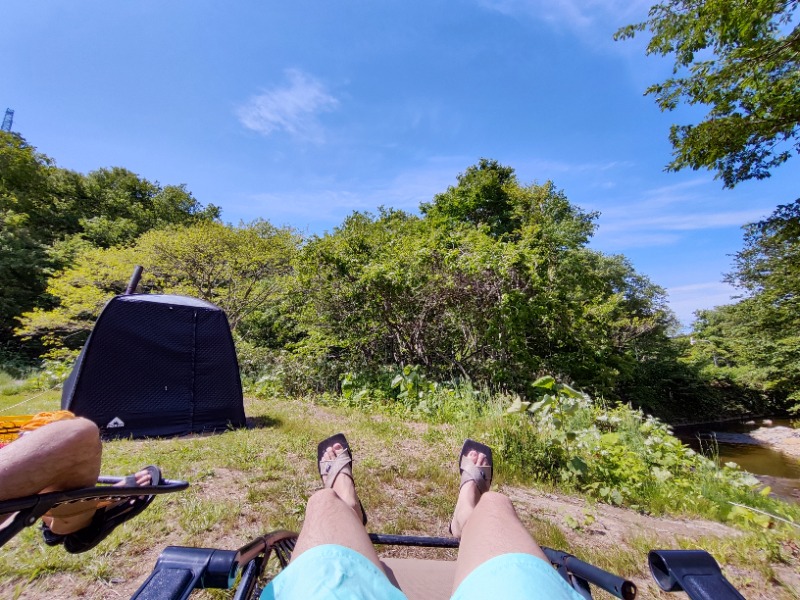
[62,294,246,438]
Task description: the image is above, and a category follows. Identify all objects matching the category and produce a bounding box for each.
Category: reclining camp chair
[131,530,638,600]
[0,474,189,551]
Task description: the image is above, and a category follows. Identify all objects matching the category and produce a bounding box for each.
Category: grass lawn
[1,390,798,599]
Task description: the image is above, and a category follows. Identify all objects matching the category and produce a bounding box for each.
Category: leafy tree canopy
[0,211,48,332]
[616,0,800,187]
[296,163,673,399]
[726,199,799,401]
[421,158,599,242]
[421,159,520,237]
[0,132,221,346]
[688,199,799,409]
[78,167,221,248]
[17,220,301,349]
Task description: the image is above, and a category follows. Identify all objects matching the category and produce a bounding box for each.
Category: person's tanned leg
[0,418,101,532]
[451,454,549,593]
[0,417,101,499]
[291,442,382,570]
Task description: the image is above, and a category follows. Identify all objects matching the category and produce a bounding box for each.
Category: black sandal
[43,466,163,554]
[317,434,368,525]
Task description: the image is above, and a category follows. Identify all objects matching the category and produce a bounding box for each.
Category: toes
[134,470,152,486]
[323,443,344,462]
[466,449,488,467]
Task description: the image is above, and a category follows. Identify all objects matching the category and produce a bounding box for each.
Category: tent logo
[106,417,125,428]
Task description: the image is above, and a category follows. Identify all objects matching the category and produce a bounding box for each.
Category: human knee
[477,491,515,515]
[58,418,101,453]
[307,488,341,512]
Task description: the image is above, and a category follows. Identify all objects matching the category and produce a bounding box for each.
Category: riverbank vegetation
[2,124,799,597]
[3,132,795,422]
[683,198,800,415]
[1,382,799,598]
[613,0,800,418]
[2,129,799,527]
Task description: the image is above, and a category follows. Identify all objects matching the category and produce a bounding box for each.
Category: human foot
[450,440,493,538]
[43,466,160,539]
[117,467,155,488]
[317,434,367,525]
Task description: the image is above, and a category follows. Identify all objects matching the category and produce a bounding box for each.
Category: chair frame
[0,475,189,548]
[131,530,638,600]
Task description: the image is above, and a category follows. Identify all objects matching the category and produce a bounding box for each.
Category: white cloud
[235,69,339,143]
[666,281,739,327]
[589,177,773,249]
[599,208,769,234]
[233,159,466,229]
[520,158,634,176]
[476,0,652,34]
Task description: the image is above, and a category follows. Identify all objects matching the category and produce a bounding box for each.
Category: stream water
[674,418,800,503]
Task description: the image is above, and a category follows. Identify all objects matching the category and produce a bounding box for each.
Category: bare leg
[0,417,101,500]
[451,450,549,593]
[0,418,155,535]
[0,418,101,533]
[291,442,382,571]
[450,448,488,538]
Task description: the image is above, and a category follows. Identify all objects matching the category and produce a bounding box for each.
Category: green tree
[726,199,799,402]
[0,132,59,345]
[17,221,301,347]
[0,132,221,348]
[294,162,674,400]
[78,167,220,247]
[616,0,800,187]
[0,212,49,341]
[141,220,299,330]
[421,158,521,237]
[685,201,799,411]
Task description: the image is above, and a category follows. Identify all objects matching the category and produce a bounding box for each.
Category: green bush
[320,372,800,527]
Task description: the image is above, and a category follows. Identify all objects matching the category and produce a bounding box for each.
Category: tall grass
[283,369,800,528]
[1,371,797,598]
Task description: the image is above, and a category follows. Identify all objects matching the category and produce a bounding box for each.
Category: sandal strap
[319,449,354,489]
[460,455,492,494]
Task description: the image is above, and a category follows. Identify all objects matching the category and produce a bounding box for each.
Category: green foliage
[420,158,525,237]
[687,200,800,409]
[616,0,800,187]
[503,386,796,524]
[0,132,220,348]
[17,220,301,349]
[31,352,77,391]
[78,167,220,248]
[310,372,799,524]
[0,211,49,336]
[730,201,800,402]
[308,367,490,423]
[391,365,437,403]
[292,162,675,405]
[4,142,773,422]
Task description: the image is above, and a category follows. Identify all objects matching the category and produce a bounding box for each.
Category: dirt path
[2,399,798,599]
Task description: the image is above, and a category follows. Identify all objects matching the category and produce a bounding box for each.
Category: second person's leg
[291,440,381,570]
[452,491,548,592]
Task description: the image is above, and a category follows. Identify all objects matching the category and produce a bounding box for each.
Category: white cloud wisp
[236,69,339,143]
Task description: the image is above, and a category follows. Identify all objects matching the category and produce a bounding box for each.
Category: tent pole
[125,266,143,295]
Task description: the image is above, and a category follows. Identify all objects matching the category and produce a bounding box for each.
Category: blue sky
[3,1,796,327]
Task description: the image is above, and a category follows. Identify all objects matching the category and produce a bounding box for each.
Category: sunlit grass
[0,387,60,414]
[1,388,798,598]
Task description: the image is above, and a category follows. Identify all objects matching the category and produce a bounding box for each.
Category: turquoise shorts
[260,544,585,600]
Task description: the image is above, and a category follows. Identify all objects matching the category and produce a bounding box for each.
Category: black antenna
[1,109,13,133]
[125,266,143,295]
